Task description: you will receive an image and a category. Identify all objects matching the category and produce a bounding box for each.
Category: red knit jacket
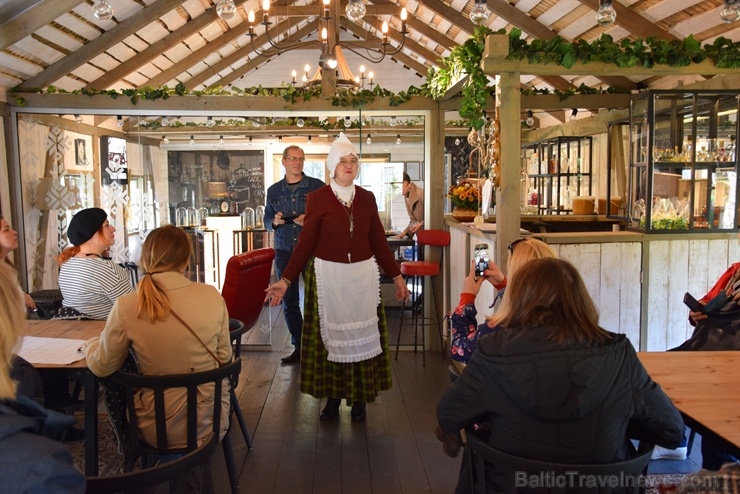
[281,185,401,283]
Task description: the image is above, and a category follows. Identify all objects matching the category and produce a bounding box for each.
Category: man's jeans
[274,249,302,350]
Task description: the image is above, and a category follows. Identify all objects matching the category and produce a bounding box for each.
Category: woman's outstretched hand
[264,279,288,306]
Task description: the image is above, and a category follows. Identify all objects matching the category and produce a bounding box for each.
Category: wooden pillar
[495,71,522,270]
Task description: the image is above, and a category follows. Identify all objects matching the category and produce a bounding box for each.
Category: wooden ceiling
[0,0,737,104]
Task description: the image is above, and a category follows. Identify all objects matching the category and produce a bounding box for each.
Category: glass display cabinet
[627,90,739,232]
[522,136,593,215]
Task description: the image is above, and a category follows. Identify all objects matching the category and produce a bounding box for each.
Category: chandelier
[227,0,407,68]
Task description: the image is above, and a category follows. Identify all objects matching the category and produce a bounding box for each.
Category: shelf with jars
[522,136,593,216]
[625,89,739,233]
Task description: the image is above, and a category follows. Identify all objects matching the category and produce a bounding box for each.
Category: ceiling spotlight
[390,116,397,127]
[470,0,490,25]
[92,0,114,21]
[570,108,578,121]
[721,0,740,22]
[344,116,352,128]
[74,114,83,123]
[116,115,124,127]
[206,116,215,128]
[596,0,617,26]
[161,116,170,127]
[216,0,237,20]
[190,135,195,146]
[526,111,535,126]
[307,135,312,144]
[366,133,372,144]
[247,136,253,145]
[278,135,283,142]
[162,135,169,145]
[219,135,225,147]
[296,117,305,128]
[345,0,366,22]
[396,134,402,145]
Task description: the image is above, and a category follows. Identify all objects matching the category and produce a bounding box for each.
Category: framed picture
[405,161,421,181]
[74,138,89,168]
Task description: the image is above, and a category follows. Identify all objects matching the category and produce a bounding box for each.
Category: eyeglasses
[507,238,526,254]
[285,156,305,163]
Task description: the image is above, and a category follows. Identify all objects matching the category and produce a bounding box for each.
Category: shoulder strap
[170,310,224,367]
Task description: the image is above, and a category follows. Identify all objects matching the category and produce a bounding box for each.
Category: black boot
[351,401,366,422]
[320,397,341,421]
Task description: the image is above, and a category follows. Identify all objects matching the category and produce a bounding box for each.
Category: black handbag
[671,299,740,351]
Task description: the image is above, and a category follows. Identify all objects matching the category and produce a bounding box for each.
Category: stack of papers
[18,336,87,365]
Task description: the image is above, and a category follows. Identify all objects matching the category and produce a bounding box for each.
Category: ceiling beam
[198,21,319,89]
[21,0,186,90]
[488,0,554,40]
[87,0,255,90]
[418,0,478,35]
[0,0,82,51]
[575,0,679,41]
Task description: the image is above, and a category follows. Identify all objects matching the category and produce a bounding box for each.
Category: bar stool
[395,229,450,366]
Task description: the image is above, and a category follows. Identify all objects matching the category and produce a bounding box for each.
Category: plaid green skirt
[299,258,393,404]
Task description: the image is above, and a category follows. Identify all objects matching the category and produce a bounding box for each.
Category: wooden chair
[466,433,654,494]
[85,432,219,494]
[221,247,275,451]
[107,359,241,494]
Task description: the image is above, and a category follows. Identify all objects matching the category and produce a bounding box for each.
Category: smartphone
[703,290,729,313]
[473,244,489,280]
[281,214,297,224]
[683,292,705,314]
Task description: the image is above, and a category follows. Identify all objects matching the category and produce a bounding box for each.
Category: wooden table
[638,351,740,457]
[25,319,105,476]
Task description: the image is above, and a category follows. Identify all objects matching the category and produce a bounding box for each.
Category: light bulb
[296,117,305,128]
[470,0,490,25]
[92,0,114,21]
[216,0,237,20]
[206,116,215,128]
[455,138,461,146]
[190,135,195,146]
[163,135,169,144]
[345,0,366,22]
[366,134,372,144]
[344,116,352,128]
[161,116,169,127]
[247,136,253,145]
[219,135,225,147]
[278,136,283,142]
[720,0,740,23]
[596,0,617,26]
[75,114,83,123]
[262,0,270,11]
[526,111,535,126]
[116,115,124,127]
[327,54,338,69]
[307,136,312,145]
[248,10,255,23]
[390,116,397,127]
[396,135,401,145]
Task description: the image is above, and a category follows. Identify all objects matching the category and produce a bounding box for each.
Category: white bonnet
[326,132,357,176]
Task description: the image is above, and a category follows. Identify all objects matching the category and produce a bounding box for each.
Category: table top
[24,319,105,369]
[638,351,740,451]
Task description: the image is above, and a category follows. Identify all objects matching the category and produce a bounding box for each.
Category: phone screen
[474,244,489,280]
[683,292,705,313]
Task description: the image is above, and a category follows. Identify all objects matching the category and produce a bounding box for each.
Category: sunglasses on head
[508,238,526,254]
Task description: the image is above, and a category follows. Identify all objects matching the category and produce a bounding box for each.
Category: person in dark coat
[436,257,684,494]
[0,263,85,493]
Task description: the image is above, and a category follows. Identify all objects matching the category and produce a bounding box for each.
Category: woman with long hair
[83,225,231,448]
[437,258,684,493]
[0,215,37,312]
[56,208,132,319]
[0,263,85,493]
[450,237,557,364]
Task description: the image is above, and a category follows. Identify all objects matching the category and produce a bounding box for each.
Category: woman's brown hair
[137,225,191,322]
[0,263,25,400]
[490,257,610,345]
[55,223,107,265]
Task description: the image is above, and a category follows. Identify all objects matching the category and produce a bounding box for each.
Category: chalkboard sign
[167,150,264,214]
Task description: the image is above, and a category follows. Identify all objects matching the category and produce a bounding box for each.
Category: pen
[77,346,84,353]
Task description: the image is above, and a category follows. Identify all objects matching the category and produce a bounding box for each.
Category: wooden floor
[211,304,462,494]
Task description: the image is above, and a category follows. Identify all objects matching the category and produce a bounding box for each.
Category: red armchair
[221,247,275,331]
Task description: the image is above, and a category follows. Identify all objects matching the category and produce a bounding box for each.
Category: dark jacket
[264,173,325,252]
[0,395,86,493]
[437,328,684,491]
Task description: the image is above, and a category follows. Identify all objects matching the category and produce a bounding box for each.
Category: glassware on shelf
[255,205,265,228]
[241,207,255,230]
[186,206,197,227]
[176,207,187,227]
[197,207,209,227]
